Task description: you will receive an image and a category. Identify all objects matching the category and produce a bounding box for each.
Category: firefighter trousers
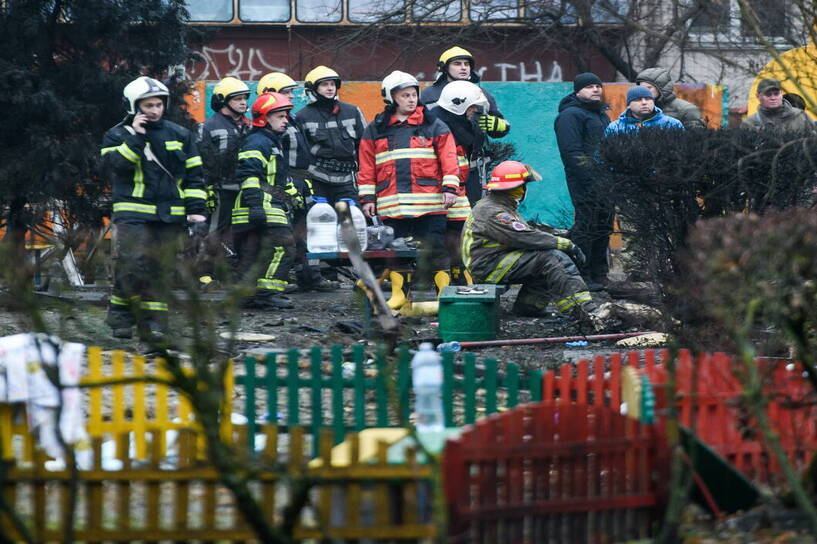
[107,222,184,329]
[234,224,296,297]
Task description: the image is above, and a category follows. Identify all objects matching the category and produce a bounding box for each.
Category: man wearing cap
[605,86,684,135]
[742,78,816,133]
[554,72,613,291]
[635,67,706,129]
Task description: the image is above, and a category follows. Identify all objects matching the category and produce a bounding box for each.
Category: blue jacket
[605,106,684,136]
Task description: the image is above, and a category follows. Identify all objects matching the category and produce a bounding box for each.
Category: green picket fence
[235,345,544,456]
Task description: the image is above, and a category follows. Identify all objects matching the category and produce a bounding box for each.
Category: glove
[555,237,586,267]
[248,207,267,226]
[205,185,217,213]
[477,114,509,134]
[284,179,305,210]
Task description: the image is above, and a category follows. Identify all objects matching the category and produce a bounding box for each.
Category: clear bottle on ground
[412,342,445,432]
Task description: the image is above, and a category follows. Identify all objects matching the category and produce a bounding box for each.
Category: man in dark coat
[554,72,612,290]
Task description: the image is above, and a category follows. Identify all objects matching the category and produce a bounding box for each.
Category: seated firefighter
[461,160,615,329]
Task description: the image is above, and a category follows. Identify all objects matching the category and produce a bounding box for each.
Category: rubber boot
[462,268,474,286]
[434,270,451,297]
[386,270,410,310]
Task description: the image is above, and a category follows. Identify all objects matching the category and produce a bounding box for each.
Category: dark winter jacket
[421,73,509,138]
[294,101,367,185]
[462,192,568,282]
[197,111,251,191]
[232,127,290,231]
[742,101,817,134]
[605,106,684,135]
[553,94,610,201]
[101,118,207,225]
[635,68,706,129]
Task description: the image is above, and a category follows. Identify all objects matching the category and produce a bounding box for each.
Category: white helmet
[381,70,419,104]
[123,76,170,114]
[438,80,489,116]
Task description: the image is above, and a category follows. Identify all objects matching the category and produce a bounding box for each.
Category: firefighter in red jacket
[358,70,460,309]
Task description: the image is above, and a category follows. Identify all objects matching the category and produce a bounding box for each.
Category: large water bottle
[412,343,445,432]
[336,198,368,252]
[306,197,339,253]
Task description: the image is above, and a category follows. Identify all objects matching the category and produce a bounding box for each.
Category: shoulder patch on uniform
[496,213,513,224]
[511,221,529,231]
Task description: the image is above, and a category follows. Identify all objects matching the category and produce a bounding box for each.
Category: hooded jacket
[421,72,509,138]
[635,68,706,129]
[358,105,460,219]
[742,100,817,134]
[101,118,207,225]
[605,106,684,135]
[553,93,610,201]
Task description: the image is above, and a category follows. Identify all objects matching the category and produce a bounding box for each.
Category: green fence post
[485,358,497,415]
[331,345,345,445]
[529,369,543,403]
[464,353,476,425]
[310,346,323,457]
[375,348,388,428]
[287,348,300,427]
[265,352,278,426]
[397,346,410,425]
[244,356,257,453]
[442,351,455,427]
[353,344,366,431]
[506,363,519,409]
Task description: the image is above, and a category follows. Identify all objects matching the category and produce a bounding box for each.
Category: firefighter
[258,72,339,292]
[100,76,208,340]
[195,76,252,287]
[434,80,491,284]
[421,46,509,205]
[358,70,460,309]
[232,92,298,310]
[294,66,367,204]
[462,160,615,328]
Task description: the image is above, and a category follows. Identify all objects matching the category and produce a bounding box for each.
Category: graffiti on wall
[186,43,564,83]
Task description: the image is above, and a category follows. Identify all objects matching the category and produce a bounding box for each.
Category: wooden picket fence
[0,347,436,541]
[236,345,545,456]
[537,349,817,483]
[444,401,668,543]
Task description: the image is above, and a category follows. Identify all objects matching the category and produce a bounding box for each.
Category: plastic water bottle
[306,196,338,253]
[336,198,368,252]
[412,343,444,432]
[436,341,461,353]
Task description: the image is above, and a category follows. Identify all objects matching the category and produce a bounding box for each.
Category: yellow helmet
[211,77,250,111]
[437,46,474,72]
[304,65,341,91]
[258,72,297,94]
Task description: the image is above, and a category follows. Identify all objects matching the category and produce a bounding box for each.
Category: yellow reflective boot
[434,270,451,297]
[387,270,410,310]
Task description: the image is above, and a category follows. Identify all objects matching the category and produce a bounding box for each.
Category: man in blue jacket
[554,72,612,291]
[606,86,685,135]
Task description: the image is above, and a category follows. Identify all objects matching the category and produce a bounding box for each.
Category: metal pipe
[458,331,657,349]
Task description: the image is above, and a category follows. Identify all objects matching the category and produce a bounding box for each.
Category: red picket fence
[444,401,669,544]
[538,349,817,483]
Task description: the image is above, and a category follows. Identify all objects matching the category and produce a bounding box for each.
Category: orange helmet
[251,92,293,127]
[484,160,540,190]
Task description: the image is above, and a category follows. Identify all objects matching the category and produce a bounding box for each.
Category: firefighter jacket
[282,114,313,174]
[294,101,367,185]
[232,127,291,232]
[461,192,571,282]
[197,111,251,191]
[358,106,460,219]
[101,118,207,225]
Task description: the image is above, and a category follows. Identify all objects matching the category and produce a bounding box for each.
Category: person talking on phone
[100,76,208,342]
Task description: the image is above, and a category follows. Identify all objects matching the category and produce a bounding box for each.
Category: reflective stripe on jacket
[461,192,564,281]
[101,118,206,224]
[446,144,472,221]
[196,111,251,191]
[232,127,291,231]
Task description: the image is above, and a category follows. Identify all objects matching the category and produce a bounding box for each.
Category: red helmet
[484,160,540,190]
[251,92,293,127]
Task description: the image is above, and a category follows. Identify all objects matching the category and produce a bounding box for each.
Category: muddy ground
[0,278,648,373]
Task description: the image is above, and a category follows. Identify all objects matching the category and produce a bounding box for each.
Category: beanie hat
[573,72,602,92]
[627,85,654,104]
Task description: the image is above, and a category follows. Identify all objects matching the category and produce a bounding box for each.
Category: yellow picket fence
[0,348,436,542]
